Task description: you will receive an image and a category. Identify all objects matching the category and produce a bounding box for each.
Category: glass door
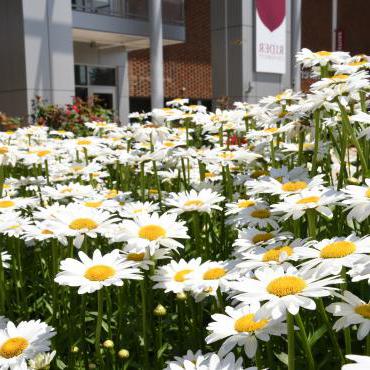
[88,86,117,111]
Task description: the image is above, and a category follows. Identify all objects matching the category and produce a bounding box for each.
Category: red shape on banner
[256,0,286,32]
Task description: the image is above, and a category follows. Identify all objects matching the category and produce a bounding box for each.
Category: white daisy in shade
[295,235,370,275]
[342,355,370,370]
[120,248,171,271]
[236,238,309,272]
[203,352,253,370]
[151,258,202,294]
[55,249,142,294]
[348,257,370,284]
[28,350,56,370]
[206,302,286,358]
[0,319,55,370]
[341,179,370,223]
[271,188,343,220]
[166,188,224,214]
[164,349,210,370]
[225,197,263,216]
[326,290,370,341]
[118,201,159,218]
[41,182,97,201]
[0,252,11,270]
[233,228,293,256]
[232,205,279,229]
[230,264,342,319]
[0,197,35,213]
[39,203,119,248]
[246,175,325,198]
[114,212,189,255]
[185,260,238,302]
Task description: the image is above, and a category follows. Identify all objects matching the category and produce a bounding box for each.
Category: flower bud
[176,292,187,301]
[118,349,130,359]
[103,340,114,349]
[153,304,167,317]
[71,346,79,353]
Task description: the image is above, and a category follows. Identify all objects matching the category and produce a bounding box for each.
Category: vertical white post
[291,0,302,91]
[331,0,338,50]
[149,0,164,109]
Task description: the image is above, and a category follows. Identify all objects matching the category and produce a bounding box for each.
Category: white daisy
[295,235,370,275]
[342,355,370,370]
[326,291,370,341]
[230,264,342,319]
[166,189,224,214]
[55,249,142,294]
[151,258,202,294]
[206,303,286,358]
[113,212,189,255]
[0,320,55,370]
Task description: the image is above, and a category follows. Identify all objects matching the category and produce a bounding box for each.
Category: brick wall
[128,0,212,100]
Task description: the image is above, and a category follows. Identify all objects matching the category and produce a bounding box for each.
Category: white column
[331,0,338,50]
[291,0,301,91]
[149,0,164,109]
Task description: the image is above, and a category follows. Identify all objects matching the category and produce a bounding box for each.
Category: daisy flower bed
[1,49,370,369]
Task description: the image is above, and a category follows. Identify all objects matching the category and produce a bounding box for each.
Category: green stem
[311,110,320,175]
[317,298,344,364]
[95,289,104,366]
[287,312,295,370]
[306,209,317,239]
[295,313,315,370]
[141,279,149,369]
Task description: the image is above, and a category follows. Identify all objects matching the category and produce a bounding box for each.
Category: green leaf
[308,324,327,348]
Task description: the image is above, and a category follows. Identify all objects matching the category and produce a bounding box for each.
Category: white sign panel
[255,0,286,74]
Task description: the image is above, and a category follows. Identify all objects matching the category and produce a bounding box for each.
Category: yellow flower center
[365,188,370,198]
[77,139,92,145]
[0,200,15,208]
[149,189,158,195]
[105,189,118,199]
[303,143,314,150]
[84,201,103,208]
[252,232,273,244]
[127,253,145,261]
[251,170,268,179]
[71,165,84,172]
[0,337,29,359]
[282,181,308,192]
[316,51,332,56]
[348,61,366,66]
[174,269,193,282]
[234,314,269,332]
[263,127,278,133]
[218,152,234,160]
[238,200,255,208]
[36,150,51,157]
[205,172,215,178]
[184,199,204,207]
[296,196,320,204]
[0,147,9,154]
[69,218,98,230]
[263,246,293,262]
[41,229,54,235]
[354,303,370,318]
[320,241,356,258]
[133,208,144,214]
[163,141,175,147]
[84,265,115,281]
[331,74,349,81]
[267,276,307,297]
[138,225,166,241]
[203,267,227,280]
[60,187,73,194]
[251,209,271,219]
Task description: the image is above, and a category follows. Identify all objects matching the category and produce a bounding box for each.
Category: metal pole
[149,0,164,109]
[291,0,301,91]
[331,0,338,50]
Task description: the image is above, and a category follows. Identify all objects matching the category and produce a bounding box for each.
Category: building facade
[0,0,185,122]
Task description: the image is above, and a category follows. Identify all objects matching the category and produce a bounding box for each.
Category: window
[89,67,116,86]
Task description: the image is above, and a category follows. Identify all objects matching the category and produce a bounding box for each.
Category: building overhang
[72,10,185,51]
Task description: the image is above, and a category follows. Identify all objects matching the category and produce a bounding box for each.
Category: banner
[255,0,286,74]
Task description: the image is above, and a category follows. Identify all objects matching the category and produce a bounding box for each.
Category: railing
[71,0,185,25]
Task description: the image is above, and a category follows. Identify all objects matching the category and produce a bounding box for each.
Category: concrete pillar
[291,0,301,91]
[149,0,164,109]
[0,0,75,119]
[117,50,130,124]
